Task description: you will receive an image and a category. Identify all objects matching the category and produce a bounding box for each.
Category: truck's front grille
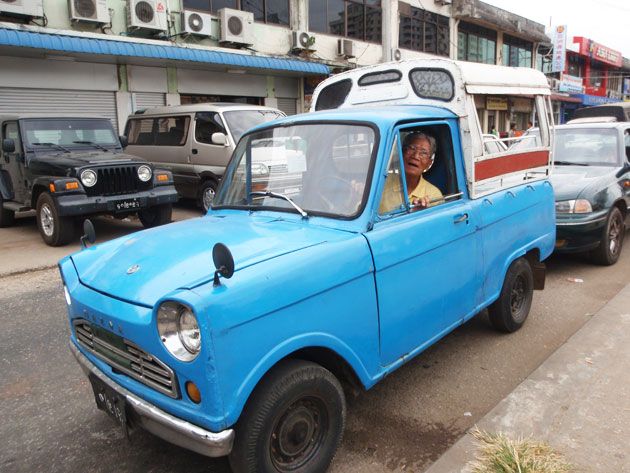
[85,166,142,196]
[73,319,179,399]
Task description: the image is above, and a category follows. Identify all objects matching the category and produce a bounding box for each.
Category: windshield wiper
[31,142,70,153]
[72,140,110,152]
[250,191,308,218]
[554,160,588,166]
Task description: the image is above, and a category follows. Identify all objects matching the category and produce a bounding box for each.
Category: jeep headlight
[555,199,592,214]
[80,169,97,187]
[137,165,152,182]
[157,302,201,361]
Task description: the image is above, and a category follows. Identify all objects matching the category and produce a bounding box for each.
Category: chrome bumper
[70,342,234,458]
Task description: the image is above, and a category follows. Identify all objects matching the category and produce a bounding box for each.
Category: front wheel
[138,203,172,228]
[488,257,533,333]
[229,359,346,473]
[36,193,74,246]
[590,207,624,266]
[198,179,218,212]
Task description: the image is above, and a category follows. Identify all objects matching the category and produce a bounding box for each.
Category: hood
[70,213,351,307]
[28,151,146,177]
[550,165,616,201]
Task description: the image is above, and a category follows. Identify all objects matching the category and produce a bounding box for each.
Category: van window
[126,118,155,146]
[195,112,227,145]
[155,116,190,146]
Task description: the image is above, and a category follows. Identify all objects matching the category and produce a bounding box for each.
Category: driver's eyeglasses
[404,144,432,158]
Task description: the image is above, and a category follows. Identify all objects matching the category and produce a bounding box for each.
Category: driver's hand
[411,196,430,209]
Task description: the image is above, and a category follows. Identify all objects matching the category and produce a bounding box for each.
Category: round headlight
[157,301,201,361]
[138,165,152,182]
[80,169,97,187]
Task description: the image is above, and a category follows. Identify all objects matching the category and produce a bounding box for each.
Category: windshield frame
[212,119,381,221]
[20,118,120,152]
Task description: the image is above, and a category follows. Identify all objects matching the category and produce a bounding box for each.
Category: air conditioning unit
[219,8,253,46]
[337,39,355,58]
[391,48,402,61]
[182,10,212,36]
[127,0,167,32]
[69,0,109,23]
[292,31,315,51]
[0,0,44,17]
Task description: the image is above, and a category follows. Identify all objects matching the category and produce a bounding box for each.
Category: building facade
[0,0,551,132]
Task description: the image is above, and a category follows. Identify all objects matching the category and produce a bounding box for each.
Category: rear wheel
[138,203,172,228]
[488,257,533,333]
[0,194,15,227]
[229,359,346,473]
[36,192,74,246]
[198,179,218,212]
[591,207,624,266]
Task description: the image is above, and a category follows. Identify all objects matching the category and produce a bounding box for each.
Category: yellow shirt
[379,175,443,214]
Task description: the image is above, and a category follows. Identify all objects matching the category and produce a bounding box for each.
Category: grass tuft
[470,427,574,473]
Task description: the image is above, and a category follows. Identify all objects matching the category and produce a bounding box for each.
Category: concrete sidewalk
[425,282,630,473]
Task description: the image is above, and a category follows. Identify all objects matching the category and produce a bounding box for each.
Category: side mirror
[2,138,15,153]
[119,135,128,148]
[212,242,234,286]
[211,132,228,146]
[80,219,96,248]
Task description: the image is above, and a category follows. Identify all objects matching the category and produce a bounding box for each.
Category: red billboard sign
[574,36,622,67]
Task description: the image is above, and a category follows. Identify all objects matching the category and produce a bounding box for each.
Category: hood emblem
[126,264,140,275]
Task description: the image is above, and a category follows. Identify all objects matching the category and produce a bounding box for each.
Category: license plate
[115,199,140,211]
[89,374,129,438]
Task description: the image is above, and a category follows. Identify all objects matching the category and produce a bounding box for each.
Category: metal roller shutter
[132,92,166,112]
[0,88,119,132]
[276,97,297,116]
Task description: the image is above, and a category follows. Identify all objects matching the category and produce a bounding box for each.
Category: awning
[0,27,330,75]
[550,93,582,104]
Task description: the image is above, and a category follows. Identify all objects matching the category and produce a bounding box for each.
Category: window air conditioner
[219,8,254,46]
[292,31,315,51]
[69,0,110,24]
[0,0,44,17]
[182,10,213,37]
[391,48,402,61]
[127,0,167,33]
[337,39,355,58]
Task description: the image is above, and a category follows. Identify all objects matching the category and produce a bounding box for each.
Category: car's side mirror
[2,138,15,153]
[211,132,228,146]
[119,135,128,148]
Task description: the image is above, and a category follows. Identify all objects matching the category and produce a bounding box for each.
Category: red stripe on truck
[475,150,549,181]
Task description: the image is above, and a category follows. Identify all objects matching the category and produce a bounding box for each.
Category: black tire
[488,257,533,333]
[198,179,218,212]
[0,193,15,227]
[138,203,172,228]
[229,359,346,473]
[36,192,74,246]
[590,207,624,266]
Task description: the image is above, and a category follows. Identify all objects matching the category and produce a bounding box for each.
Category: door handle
[454,213,469,224]
[192,148,198,155]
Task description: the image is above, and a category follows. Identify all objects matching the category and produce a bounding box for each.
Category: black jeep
[0,115,178,246]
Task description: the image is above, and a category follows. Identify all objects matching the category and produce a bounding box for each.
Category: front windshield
[512,128,619,166]
[22,119,118,150]
[222,110,285,142]
[214,123,377,218]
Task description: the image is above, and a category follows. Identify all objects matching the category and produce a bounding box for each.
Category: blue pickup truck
[60,59,556,473]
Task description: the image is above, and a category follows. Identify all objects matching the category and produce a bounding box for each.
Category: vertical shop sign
[551,25,567,73]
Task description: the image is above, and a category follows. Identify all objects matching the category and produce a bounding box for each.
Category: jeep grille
[85,166,147,197]
[73,319,179,399]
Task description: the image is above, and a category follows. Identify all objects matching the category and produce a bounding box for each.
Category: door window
[195,112,227,145]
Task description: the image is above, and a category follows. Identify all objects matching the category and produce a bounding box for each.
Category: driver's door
[2,122,28,203]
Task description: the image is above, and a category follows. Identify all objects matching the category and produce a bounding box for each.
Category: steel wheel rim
[608,212,622,256]
[510,274,526,320]
[270,396,327,471]
[40,204,54,237]
[203,187,215,211]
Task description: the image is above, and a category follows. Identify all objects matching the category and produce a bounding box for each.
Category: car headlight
[555,199,593,214]
[80,169,97,187]
[251,162,269,176]
[138,165,152,182]
[157,301,201,361]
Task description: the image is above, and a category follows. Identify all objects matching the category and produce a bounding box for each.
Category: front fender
[0,170,13,200]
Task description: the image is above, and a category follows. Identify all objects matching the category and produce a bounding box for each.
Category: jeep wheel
[229,359,346,473]
[0,194,15,227]
[198,179,218,212]
[591,207,624,266]
[488,257,533,333]
[36,193,74,246]
[138,203,172,228]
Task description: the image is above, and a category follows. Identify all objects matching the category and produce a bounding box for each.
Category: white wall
[127,66,168,93]
[177,69,268,96]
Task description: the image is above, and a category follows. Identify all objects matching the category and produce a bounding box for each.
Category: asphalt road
[0,226,628,473]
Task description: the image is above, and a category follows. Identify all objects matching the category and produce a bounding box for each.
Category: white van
[124,103,284,210]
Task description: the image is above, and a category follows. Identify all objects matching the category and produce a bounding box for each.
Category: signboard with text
[573,37,623,67]
[558,74,584,94]
[551,26,567,73]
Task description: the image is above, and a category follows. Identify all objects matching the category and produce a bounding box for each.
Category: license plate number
[115,199,140,211]
[89,374,128,435]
